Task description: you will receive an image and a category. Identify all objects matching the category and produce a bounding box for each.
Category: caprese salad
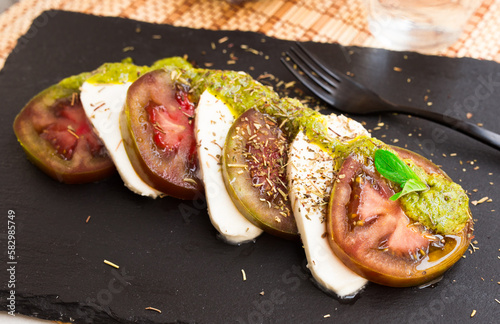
[13,56,473,298]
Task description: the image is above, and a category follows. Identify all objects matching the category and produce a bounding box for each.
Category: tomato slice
[327,147,472,287]
[13,75,115,184]
[122,69,203,199]
[222,108,298,239]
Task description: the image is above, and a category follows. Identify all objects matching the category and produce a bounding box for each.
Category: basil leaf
[389,178,428,201]
[374,149,419,185]
[374,149,428,201]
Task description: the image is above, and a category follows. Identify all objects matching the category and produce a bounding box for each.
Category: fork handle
[393,104,500,151]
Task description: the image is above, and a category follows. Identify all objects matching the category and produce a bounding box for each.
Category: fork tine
[286,48,335,95]
[295,42,346,85]
[291,44,345,90]
[280,55,336,106]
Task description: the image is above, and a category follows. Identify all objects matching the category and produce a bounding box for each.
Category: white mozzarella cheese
[80,82,162,198]
[195,90,263,244]
[287,114,370,298]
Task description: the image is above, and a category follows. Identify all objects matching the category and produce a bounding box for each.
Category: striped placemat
[0,0,499,69]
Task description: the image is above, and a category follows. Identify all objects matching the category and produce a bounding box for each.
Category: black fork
[281,43,500,151]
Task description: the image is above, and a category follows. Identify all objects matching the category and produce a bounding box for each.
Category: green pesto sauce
[177,61,470,235]
[184,68,330,151]
[86,62,148,84]
[48,71,91,101]
[400,161,470,235]
[150,56,194,71]
[86,57,193,85]
[49,56,470,235]
[58,72,91,90]
[167,58,472,235]
[43,57,195,102]
[333,137,470,235]
[331,136,384,169]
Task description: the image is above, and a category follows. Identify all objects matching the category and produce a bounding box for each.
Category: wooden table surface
[0,0,499,69]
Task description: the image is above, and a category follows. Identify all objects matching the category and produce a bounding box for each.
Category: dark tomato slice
[122,69,202,200]
[222,108,298,239]
[327,147,472,287]
[13,83,115,184]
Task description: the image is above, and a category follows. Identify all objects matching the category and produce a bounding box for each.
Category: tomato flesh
[39,99,104,160]
[146,88,196,155]
[348,172,430,260]
[122,70,202,199]
[13,87,115,183]
[327,148,472,287]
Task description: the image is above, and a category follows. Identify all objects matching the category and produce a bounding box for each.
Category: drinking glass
[366,0,481,52]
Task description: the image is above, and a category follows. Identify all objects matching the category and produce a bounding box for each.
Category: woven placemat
[0,0,499,69]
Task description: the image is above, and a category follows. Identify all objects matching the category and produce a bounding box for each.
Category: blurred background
[0,0,17,13]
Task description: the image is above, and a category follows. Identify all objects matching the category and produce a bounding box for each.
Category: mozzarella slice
[287,114,369,298]
[80,82,163,198]
[195,91,263,244]
[325,114,371,141]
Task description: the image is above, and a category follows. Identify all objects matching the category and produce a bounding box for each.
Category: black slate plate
[1,10,499,324]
